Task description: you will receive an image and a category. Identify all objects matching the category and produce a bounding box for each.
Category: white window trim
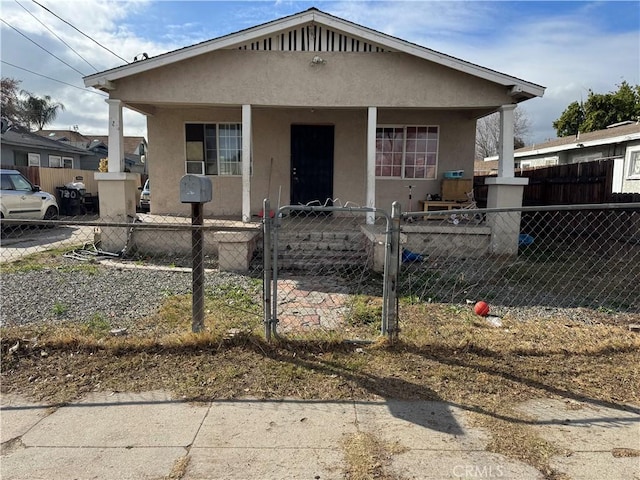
[626,146,640,179]
[62,156,73,168]
[375,124,439,180]
[184,122,244,177]
[28,153,40,167]
[49,155,62,168]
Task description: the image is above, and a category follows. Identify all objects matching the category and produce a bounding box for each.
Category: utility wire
[1,60,108,97]
[15,0,99,72]
[1,18,87,76]
[31,0,130,65]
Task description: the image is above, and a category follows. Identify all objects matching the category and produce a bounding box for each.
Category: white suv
[0,169,59,220]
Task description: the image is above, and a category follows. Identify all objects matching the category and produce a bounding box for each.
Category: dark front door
[290,125,334,205]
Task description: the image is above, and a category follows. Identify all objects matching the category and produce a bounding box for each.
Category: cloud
[1,0,171,136]
[326,1,639,142]
[1,0,638,145]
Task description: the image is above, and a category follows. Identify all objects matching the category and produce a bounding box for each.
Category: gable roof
[84,8,544,101]
[514,122,640,158]
[1,129,90,155]
[88,136,146,155]
[35,130,147,156]
[34,129,89,144]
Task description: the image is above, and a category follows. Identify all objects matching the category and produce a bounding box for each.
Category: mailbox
[180,174,212,204]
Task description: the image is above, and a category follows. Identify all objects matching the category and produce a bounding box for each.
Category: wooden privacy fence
[2,165,142,198]
[474,159,623,206]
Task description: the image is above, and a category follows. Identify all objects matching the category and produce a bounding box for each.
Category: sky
[1,0,639,145]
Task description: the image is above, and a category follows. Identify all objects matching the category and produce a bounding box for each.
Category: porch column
[242,104,251,223]
[366,107,377,224]
[107,99,125,172]
[485,104,528,255]
[95,98,138,253]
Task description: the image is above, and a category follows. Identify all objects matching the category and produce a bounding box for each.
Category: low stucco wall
[402,224,492,258]
[361,223,491,271]
[124,217,262,271]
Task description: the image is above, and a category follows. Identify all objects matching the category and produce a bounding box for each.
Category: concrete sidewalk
[1,391,638,479]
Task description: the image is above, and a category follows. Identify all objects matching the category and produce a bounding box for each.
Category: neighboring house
[484,121,640,193]
[474,160,498,176]
[1,122,88,169]
[84,8,544,219]
[34,130,148,173]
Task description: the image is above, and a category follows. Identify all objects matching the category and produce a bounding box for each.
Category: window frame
[627,148,640,180]
[28,153,40,167]
[49,155,62,168]
[184,122,243,177]
[375,124,439,180]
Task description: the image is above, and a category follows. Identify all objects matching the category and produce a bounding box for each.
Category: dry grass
[2,300,639,480]
[342,431,407,480]
[164,455,191,480]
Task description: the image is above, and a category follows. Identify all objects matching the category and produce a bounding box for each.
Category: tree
[552,101,584,138]
[19,92,65,131]
[1,77,26,127]
[552,82,640,137]
[475,107,531,160]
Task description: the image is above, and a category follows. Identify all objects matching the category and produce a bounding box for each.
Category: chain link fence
[2,203,638,342]
[398,203,640,324]
[0,212,265,338]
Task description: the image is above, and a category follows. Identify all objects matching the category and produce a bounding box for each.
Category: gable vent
[235,24,389,53]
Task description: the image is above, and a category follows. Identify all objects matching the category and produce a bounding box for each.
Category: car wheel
[43,206,58,228]
[45,206,58,220]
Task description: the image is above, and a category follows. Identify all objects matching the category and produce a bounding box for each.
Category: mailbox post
[180,175,213,333]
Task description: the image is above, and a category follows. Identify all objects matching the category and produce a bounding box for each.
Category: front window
[376,125,438,179]
[628,150,640,179]
[185,123,242,175]
[28,153,40,167]
[49,155,62,168]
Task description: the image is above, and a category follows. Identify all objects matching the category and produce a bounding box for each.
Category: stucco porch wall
[146,106,478,217]
[360,223,491,271]
[401,223,493,259]
[125,216,262,272]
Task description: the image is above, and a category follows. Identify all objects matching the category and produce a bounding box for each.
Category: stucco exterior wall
[112,50,513,109]
[147,106,477,216]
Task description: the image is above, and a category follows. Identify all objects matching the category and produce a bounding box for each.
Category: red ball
[474,301,490,316]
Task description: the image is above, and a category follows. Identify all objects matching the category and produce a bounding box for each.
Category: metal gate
[262,200,400,342]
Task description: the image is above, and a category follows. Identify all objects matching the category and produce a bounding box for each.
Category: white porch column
[242,104,252,223]
[497,104,516,177]
[485,103,528,255]
[96,99,138,252]
[107,99,125,172]
[366,106,377,224]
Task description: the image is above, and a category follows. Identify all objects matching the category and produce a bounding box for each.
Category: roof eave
[513,132,640,158]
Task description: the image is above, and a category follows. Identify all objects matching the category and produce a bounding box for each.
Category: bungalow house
[1,123,88,169]
[84,8,544,254]
[484,121,640,193]
[35,130,148,173]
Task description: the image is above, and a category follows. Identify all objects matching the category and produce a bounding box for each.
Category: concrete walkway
[1,391,638,479]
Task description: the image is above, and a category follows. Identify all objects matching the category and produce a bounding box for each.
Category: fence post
[383,201,401,342]
[191,202,205,333]
[262,199,272,342]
